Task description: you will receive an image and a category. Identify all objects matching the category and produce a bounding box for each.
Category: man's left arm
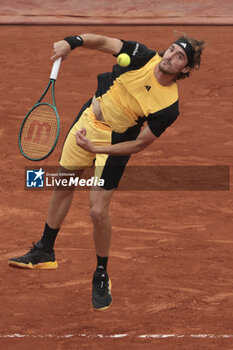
[75,125,157,156]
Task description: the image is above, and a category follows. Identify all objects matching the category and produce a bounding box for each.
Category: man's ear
[181,65,191,74]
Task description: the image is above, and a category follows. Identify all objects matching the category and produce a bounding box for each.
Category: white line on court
[0,333,233,339]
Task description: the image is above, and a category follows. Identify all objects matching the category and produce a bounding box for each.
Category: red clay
[0,25,233,349]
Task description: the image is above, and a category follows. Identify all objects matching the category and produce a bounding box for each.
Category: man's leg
[8,167,84,269]
[47,167,84,228]
[89,187,115,311]
[89,187,115,258]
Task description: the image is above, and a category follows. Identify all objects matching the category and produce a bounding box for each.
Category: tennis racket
[19,58,62,161]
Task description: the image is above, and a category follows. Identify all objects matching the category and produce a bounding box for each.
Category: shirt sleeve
[147,100,180,137]
[113,40,156,69]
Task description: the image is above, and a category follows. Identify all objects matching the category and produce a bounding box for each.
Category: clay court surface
[0,25,233,349]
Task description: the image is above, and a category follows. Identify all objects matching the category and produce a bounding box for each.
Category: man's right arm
[51,34,123,61]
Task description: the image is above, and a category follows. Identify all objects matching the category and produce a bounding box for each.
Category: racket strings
[20,104,58,159]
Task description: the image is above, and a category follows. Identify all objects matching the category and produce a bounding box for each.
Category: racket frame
[19,58,61,161]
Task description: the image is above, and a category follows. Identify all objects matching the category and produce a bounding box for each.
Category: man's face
[159,43,190,76]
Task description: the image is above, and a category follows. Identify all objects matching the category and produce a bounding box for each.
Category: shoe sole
[8,260,58,270]
[92,279,112,311]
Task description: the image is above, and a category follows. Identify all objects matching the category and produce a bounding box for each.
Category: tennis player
[9,33,205,311]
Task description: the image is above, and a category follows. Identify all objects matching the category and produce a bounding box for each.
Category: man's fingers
[51,40,71,61]
[51,53,59,61]
[80,128,87,136]
[77,130,85,137]
[75,131,85,144]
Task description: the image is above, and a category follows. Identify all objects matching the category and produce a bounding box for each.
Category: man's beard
[159,59,174,75]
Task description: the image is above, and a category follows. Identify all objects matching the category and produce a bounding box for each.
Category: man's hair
[159,32,207,80]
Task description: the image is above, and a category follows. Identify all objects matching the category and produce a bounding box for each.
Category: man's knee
[89,204,109,223]
[89,188,114,223]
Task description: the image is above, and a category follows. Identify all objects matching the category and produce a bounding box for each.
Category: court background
[0,1,233,349]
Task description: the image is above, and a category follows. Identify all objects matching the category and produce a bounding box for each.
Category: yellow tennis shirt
[95,40,179,137]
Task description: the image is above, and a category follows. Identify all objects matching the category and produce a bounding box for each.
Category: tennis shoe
[8,241,58,270]
[92,270,112,311]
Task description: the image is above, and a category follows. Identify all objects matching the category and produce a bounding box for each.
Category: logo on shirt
[145,85,151,91]
[132,43,139,56]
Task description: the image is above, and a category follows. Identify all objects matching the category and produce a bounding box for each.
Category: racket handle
[50,57,62,80]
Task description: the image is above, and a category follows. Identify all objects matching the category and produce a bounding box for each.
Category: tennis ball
[117,53,131,67]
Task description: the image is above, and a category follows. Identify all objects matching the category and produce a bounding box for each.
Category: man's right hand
[51,40,71,61]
